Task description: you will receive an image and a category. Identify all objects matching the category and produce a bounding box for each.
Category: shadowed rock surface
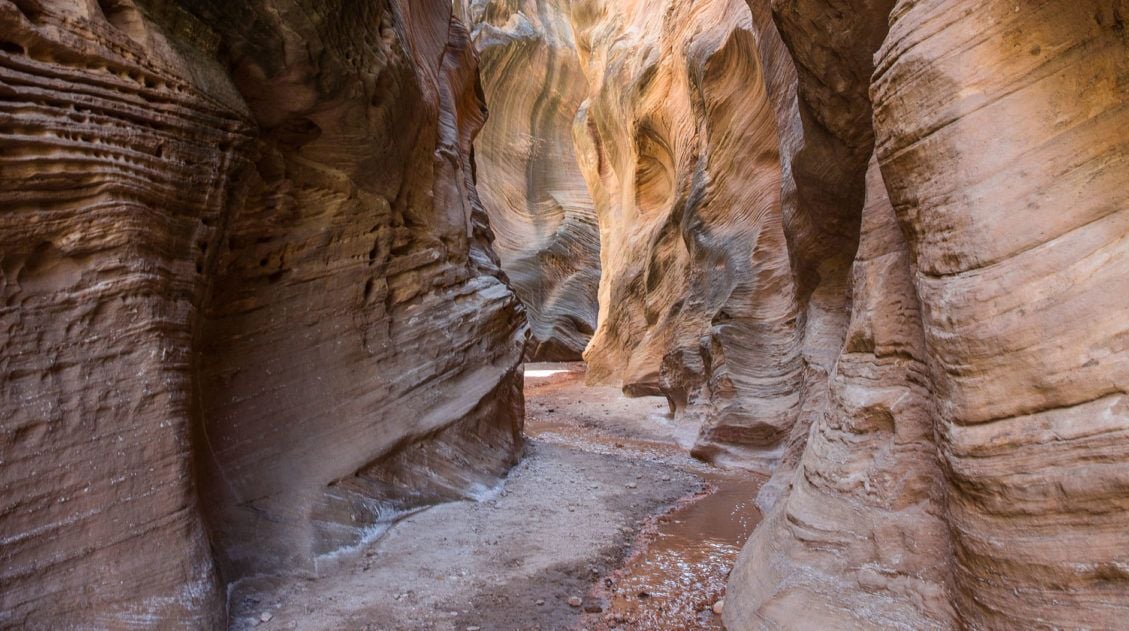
[456,0,600,361]
[1,0,1127,628]
[0,0,525,626]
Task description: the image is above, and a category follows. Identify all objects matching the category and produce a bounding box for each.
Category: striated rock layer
[570,0,811,470]
[726,0,1129,628]
[0,0,526,626]
[456,0,600,360]
[870,1,1129,626]
[470,0,1128,626]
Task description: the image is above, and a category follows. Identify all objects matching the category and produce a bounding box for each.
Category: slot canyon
[0,0,1126,628]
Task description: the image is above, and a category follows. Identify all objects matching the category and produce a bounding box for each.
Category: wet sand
[231,363,763,630]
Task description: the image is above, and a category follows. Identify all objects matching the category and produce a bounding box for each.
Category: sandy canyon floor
[230,363,764,630]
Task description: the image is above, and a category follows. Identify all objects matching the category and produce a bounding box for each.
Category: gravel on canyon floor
[230,363,762,630]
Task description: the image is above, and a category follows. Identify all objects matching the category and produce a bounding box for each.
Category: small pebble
[567,596,583,608]
[713,599,725,615]
[260,611,273,623]
[535,599,545,606]
[625,482,637,489]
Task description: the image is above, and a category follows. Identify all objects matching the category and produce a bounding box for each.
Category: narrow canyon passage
[227,365,762,630]
[1,0,1126,629]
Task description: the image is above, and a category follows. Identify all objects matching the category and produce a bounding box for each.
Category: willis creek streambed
[230,363,764,630]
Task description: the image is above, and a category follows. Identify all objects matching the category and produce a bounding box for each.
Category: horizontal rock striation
[189,0,527,583]
[457,0,600,361]
[726,0,1129,628]
[0,0,526,626]
[0,2,248,626]
[871,1,1129,626]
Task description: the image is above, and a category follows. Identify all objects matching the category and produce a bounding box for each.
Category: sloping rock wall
[456,0,600,360]
[0,0,526,626]
[726,0,1129,628]
[569,0,811,470]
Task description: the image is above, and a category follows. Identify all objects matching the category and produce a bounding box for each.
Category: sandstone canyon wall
[726,0,1129,629]
[455,0,600,360]
[569,0,818,471]
[463,0,1128,627]
[0,0,526,626]
[2,0,1127,627]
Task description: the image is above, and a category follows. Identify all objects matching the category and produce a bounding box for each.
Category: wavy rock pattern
[457,0,600,360]
[470,0,1126,626]
[0,0,525,626]
[871,1,1129,626]
[726,0,1129,628]
[569,0,812,469]
[727,158,955,628]
[2,0,1127,627]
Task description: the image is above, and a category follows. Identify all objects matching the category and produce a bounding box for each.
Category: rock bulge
[1,0,525,625]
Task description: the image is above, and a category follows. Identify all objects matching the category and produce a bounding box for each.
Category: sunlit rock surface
[456,0,600,360]
[0,0,525,626]
[468,0,1128,626]
[569,0,812,471]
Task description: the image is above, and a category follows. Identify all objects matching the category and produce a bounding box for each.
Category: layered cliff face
[726,0,1129,628]
[869,1,1129,626]
[0,0,525,626]
[0,2,245,625]
[456,0,600,360]
[188,0,527,583]
[462,0,1128,626]
[569,0,815,469]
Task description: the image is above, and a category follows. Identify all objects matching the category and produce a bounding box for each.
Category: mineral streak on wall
[0,0,526,626]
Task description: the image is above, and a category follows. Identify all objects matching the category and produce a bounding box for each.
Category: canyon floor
[229,363,763,630]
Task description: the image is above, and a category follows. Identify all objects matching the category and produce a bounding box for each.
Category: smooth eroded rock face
[0,0,526,625]
[725,0,1129,628]
[570,0,813,470]
[456,0,600,361]
[871,1,1129,626]
[726,158,955,629]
